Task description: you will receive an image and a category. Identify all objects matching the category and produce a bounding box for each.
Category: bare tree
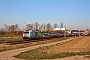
[4,24,19,31]
[51,25,54,30]
[43,23,46,31]
[15,24,19,31]
[10,24,19,31]
[35,22,39,30]
[38,23,42,31]
[42,23,46,31]
[54,24,58,28]
[4,24,9,31]
[8,25,11,31]
[60,23,63,28]
[46,23,51,31]
[31,23,35,30]
[26,24,32,30]
[10,25,15,31]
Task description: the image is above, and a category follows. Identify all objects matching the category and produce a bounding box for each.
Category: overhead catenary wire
[0,14,28,30]
[0,13,27,25]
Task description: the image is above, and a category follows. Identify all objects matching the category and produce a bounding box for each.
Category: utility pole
[64,25,66,38]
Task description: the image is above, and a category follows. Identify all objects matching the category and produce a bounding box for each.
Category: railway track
[0,40,27,44]
[0,38,51,45]
[0,36,78,45]
[0,37,68,45]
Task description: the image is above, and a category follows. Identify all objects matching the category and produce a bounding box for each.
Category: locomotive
[23,29,43,40]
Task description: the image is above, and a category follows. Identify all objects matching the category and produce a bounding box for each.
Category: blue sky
[0,0,90,30]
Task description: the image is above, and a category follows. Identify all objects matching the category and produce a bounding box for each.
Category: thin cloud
[48,9,52,11]
[42,7,59,12]
[42,8,52,11]
[55,10,59,12]
[30,5,59,12]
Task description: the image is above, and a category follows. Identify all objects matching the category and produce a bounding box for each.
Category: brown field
[0,36,70,52]
[44,36,90,53]
[0,36,90,60]
[43,36,90,60]
[13,36,90,60]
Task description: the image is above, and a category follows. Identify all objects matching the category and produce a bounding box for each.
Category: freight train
[23,29,71,40]
[23,29,89,40]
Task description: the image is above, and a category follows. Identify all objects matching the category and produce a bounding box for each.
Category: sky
[0,0,90,30]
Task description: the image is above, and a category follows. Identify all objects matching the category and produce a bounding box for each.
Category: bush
[0,31,23,35]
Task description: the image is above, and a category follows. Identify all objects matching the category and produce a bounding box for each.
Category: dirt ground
[0,36,90,60]
[48,55,90,60]
[0,37,68,52]
[44,36,90,60]
[44,36,90,53]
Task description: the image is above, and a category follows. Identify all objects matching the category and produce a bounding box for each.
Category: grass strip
[14,46,90,60]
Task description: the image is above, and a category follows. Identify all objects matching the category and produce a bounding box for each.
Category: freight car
[42,32,51,38]
[71,30,79,36]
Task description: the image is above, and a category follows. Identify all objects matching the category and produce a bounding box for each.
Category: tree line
[2,22,64,32]
[25,22,64,31]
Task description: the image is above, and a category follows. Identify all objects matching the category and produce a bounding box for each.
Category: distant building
[54,27,66,31]
[54,28,60,30]
[60,28,65,30]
